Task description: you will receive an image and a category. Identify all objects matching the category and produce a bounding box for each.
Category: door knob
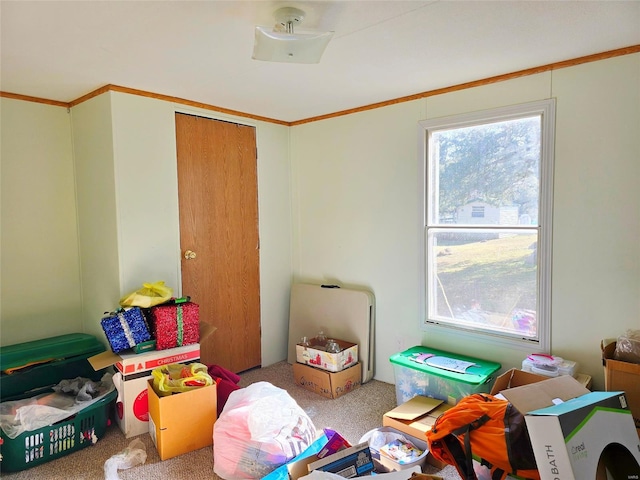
[184,250,197,260]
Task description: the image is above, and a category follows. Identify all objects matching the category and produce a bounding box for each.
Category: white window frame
[418,99,556,352]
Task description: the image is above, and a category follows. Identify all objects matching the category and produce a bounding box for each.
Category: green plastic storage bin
[0,333,107,400]
[0,389,117,472]
[390,345,501,405]
[0,333,115,472]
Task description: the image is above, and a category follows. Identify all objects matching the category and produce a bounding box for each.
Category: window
[419,100,555,350]
[471,206,485,218]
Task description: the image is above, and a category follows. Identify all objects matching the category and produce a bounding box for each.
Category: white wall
[254,122,295,366]
[290,54,640,388]
[551,54,640,375]
[73,92,293,365]
[110,93,183,295]
[290,100,427,381]
[2,53,637,384]
[0,93,293,366]
[0,98,82,344]
[70,93,122,342]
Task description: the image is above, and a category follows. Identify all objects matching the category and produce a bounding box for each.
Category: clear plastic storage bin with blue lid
[390,345,501,405]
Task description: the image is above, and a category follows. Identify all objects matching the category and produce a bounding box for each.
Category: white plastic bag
[0,373,115,439]
[213,382,316,479]
[614,329,640,364]
[104,438,147,480]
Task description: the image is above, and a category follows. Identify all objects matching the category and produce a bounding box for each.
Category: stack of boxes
[292,335,362,399]
[89,342,202,438]
[90,296,218,460]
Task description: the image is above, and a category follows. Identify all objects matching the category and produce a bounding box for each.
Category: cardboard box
[383,396,451,438]
[382,396,452,469]
[491,368,592,396]
[494,375,639,480]
[147,379,217,460]
[525,391,640,480]
[307,442,374,477]
[286,441,373,480]
[602,340,640,433]
[283,436,424,480]
[89,343,201,438]
[490,368,552,394]
[497,374,590,414]
[293,362,361,399]
[287,453,325,480]
[296,338,358,373]
[298,466,423,480]
[574,372,593,389]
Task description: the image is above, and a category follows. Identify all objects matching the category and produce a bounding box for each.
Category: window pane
[427,229,538,339]
[430,116,540,226]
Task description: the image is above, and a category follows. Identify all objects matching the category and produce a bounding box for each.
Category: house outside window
[419,99,556,350]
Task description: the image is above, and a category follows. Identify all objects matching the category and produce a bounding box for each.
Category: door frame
[172,107,262,369]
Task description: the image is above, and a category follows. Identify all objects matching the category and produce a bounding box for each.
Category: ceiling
[1,1,639,123]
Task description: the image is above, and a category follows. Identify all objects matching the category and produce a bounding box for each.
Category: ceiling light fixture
[252,7,334,64]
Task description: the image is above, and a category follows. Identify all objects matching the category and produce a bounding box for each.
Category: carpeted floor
[1,361,461,479]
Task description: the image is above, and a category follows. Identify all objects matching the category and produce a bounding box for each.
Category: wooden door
[175,113,261,373]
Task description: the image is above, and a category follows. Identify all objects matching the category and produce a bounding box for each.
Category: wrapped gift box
[149,301,200,350]
[101,307,151,353]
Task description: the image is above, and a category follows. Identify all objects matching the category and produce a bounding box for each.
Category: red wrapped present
[149,299,199,350]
